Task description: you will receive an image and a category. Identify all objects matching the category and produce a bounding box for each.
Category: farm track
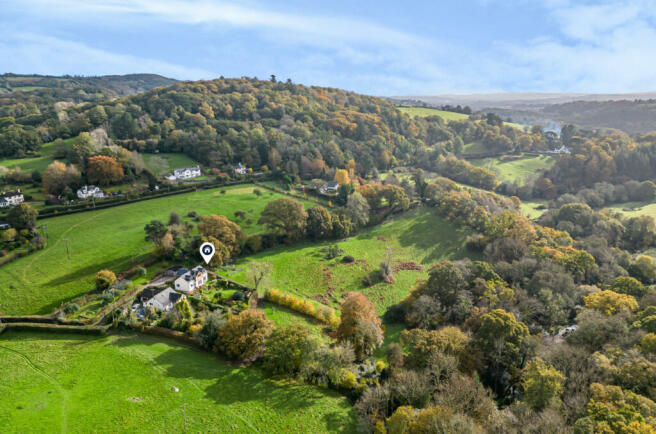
[0,344,69,433]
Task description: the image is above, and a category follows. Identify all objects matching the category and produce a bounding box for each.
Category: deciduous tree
[337,292,383,359]
[215,310,273,361]
[258,198,307,243]
[87,155,124,186]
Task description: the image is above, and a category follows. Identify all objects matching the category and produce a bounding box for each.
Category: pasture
[228,208,474,314]
[0,185,314,315]
[606,201,656,219]
[397,106,469,121]
[470,154,555,185]
[0,137,75,173]
[143,153,199,170]
[0,331,356,433]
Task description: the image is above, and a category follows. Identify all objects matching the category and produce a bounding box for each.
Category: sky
[1,0,656,95]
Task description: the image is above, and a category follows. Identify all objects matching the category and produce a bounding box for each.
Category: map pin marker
[200,242,215,265]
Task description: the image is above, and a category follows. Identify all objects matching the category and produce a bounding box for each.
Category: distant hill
[390,92,656,135]
[0,73,177,97]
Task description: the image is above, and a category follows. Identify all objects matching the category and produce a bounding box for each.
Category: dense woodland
[3,76,656,433]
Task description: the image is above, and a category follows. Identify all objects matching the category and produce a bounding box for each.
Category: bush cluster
[265,289,339,329]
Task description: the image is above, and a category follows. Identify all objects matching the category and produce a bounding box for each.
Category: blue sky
[1,0,656,95]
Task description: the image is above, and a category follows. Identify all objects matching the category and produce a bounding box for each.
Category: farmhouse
[0,190,24,208]
[548,145,571,155]
[234,162,248,175]
[165,166,201,181]
[174,265,208,293]
[320,181,339,195]
[77,185,104,199]
[143,287,185,311]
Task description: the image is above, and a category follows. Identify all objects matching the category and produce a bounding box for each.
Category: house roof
[0,190,23,199]
[325,181,339,188]
[147,287,182,308]
[173,166,200,175]
[178,266,207,282]
[78,185,99,192]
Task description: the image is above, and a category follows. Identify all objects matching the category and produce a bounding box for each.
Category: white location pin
[199,242,215,264]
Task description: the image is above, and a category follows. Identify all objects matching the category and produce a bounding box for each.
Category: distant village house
[234,162,248,175]
[77,185,105,199]
[320,181,339,195]
[0,190,24,208]
[165,166,202,182]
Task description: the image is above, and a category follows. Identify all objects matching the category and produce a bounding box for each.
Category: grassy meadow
[470,154,555,185]
[143,153,199,170]
[0,185,314,315]
[397,106,470,121]
[606,201,656,219]
[0,331,356,433]
[0,138,76,173]
[228,208,475,314]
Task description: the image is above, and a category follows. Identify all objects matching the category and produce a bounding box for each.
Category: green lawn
[228,208,475,314]
[143,153,199,170]
[0,331,356,433]
[0,185,315,315]
[0,137,75,173]
[397,106,469,121]
[470,154,555,185]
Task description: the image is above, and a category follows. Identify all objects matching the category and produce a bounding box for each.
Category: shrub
[95,270,117,291]
[265,289,339,329]
[63,303,80,314]
[342,255,355,263]
[336,368,358,389]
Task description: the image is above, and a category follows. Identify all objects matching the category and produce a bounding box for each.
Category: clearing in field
[0,185,315,316]
[228,208,475,314]
[0,331,356,433]
[470,154,555,185]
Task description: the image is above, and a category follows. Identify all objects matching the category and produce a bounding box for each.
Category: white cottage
[174,265,208,294]
[0,190,24,208]
[77,185,104,199]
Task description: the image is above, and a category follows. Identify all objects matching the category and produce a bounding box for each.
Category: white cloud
[0,33,213,79]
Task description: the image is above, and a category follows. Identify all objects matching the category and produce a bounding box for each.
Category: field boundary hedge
[0,322,107,335]
[0,315,84,325]
[265,289,340,329]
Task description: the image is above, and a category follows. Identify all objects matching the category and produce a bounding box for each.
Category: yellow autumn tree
[334,169,350,185]
[584,290,638,315]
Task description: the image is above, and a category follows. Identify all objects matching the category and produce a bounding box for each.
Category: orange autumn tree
[334,169,350,185]
[87,155,124,186]
[337,292,383,359]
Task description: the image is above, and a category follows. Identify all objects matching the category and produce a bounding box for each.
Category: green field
[228,208,474,314]
[397,106,469,121]
[0,137,75,173]
[470,154,555,185]
[143,153,199,170]
[0,331,356,433]
[0,185,314,315]
[607,201,656,219]
[520,200,548,219]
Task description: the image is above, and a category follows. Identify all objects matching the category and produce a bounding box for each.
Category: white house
[144,287,185,311]
[174,265,208,294]
[77,185,104,199]
[320,181,339,195]
[234,162,248,175]
[548,145,571,155]
[0,190,24,208]
[166,166,201,182]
